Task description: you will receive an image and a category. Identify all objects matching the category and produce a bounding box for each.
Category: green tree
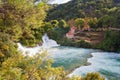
[74,18,84,30]
[51,20,59,28]
[98,31,120,52]
[88,18,98,28]
[58,19,69,28]
[0,52,66,80]
[0,33,17,66]
[48,20,69,43]
[43,22,54,32]
[82,72,105,80]
[0,0,49,63]
[0,0,48,44]
[98,15,115,28]
[115,12,120,27]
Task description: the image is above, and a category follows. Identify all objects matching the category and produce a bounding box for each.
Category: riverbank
[66,57,92,75]
[50,46,120,80]
[68,51,120,80]
[58,30,120,52]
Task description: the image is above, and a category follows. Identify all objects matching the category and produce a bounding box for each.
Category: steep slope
[46,0,120,21]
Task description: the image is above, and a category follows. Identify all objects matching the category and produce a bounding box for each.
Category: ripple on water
[69,52,120,80]
[51,47,96,71]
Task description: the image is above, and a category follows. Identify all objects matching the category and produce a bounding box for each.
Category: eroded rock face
[66,26,76,39]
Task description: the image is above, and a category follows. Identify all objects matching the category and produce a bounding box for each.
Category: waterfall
[17,34,59,56]
[42,33,60,48]
[17,43,41,56]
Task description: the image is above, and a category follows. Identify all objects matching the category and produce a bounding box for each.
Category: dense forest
[0,0,120,79]
[46,0,120,52]
[47,0,120,22]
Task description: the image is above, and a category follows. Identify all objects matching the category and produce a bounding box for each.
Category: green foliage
[115,12,120,27]
[98,15,115,27]
[59,37,74,46]
[51,20,59,28]
[0,0,49,64]
[47,19,70,43]
[97,31,120,52]
[75,18,84,29]
[0,0,116,79]
[58,19,69,28]
[47,0,120,27]
[0,0,49,46]
[58,38,91,48]
[0,33,17,66]
[88,18,98,28]
[0,52,66,80]
[82,72,105,80]
[74,40,91,48]
[48,30,63,42]
[43,22,54,32]
[46,1,120,50]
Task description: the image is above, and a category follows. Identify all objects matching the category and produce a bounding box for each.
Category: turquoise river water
[48,46,120,80]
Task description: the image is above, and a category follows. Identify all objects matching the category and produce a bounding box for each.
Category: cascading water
[17,34,59,56]
[17,43,41,56]
[42,34,60,48]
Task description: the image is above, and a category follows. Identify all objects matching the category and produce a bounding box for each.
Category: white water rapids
[17,34,59,56]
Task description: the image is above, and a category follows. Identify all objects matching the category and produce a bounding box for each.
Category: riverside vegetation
[47,0,120,52]
[0,0,119,80]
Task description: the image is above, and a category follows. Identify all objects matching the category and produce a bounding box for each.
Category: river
[48,46,120,80]
[17,34,120,80]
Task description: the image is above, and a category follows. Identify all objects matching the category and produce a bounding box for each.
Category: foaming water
[17,34,59,56]
[69,52,120,80]
[17,43,41,56]
[42,34,59,48]
[49,47,96,71]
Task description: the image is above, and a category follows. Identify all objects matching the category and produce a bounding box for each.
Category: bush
[82,72,105,80]
[74,40,91,48]
[97,31,120,52]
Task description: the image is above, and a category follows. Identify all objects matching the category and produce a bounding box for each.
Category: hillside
[45,0,120,52]
[47,0,120,21]
[74,31,105,45]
